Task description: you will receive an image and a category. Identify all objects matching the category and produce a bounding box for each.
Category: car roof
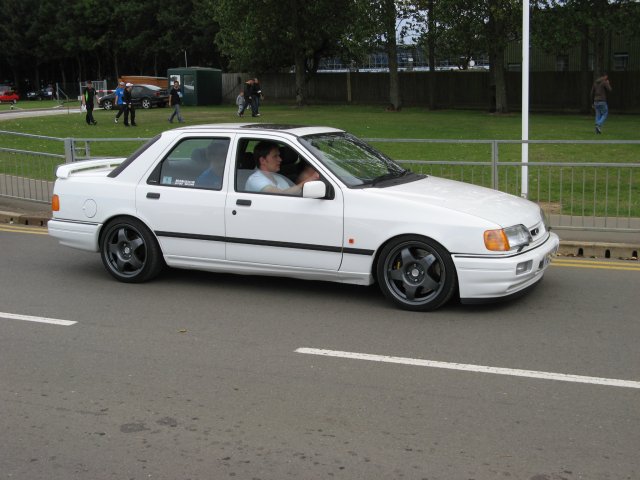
[168,123,344,138]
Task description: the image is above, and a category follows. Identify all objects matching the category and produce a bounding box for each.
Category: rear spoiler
[56,158,126,179]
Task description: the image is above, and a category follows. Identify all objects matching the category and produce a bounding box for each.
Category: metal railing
[365,138,640,233]
[1,131,639,232]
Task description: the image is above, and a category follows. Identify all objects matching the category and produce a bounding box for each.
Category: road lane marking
[0,225,48,235]
[552,260,640,271]
[0,312,77,326]
[295,348,640,390]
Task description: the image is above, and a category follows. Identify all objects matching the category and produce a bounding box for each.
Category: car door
[136,136,231,267]
[225,138,344,271]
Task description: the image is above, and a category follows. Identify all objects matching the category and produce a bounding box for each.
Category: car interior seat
[236,150,256,191]
[278,146,302,181]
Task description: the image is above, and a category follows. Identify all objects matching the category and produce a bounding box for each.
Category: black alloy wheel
[100,217,163,283]
[376,235,457,311]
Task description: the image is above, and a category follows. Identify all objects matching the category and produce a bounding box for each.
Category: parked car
[0,90,20,103]
[98,84,168,110]
[48,124,559,311]
[26,87,54,100]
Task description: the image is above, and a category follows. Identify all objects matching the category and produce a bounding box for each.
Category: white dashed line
[0,312,77,326]
[295,348,640,390]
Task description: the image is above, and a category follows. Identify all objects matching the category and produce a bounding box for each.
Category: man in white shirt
[245,141,319,195]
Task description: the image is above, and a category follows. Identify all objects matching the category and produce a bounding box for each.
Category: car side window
[235,139,320,196]
[147,137,230,190]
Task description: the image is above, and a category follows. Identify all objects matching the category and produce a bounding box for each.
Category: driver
[245,141,319,195]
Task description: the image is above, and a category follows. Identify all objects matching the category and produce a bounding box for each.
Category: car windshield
[300,132,417,188]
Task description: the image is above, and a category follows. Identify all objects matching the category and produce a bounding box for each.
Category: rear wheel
[100,217,163,283]
[102,99,113,110]
[376,235,457,311]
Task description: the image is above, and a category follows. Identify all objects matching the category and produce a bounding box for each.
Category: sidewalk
[1,196,638,260]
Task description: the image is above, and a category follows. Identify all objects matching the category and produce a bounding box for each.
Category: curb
[0,210,50,227]
[1,209,638,261]
[558,241,639,261]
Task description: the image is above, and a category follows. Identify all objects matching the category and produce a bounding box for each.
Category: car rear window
[108,134,162,178]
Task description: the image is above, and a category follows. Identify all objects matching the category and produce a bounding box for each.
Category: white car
[48,124,559,311]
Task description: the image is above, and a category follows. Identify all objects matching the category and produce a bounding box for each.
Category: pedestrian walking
[591,73,612,134]
[82,80,97,125]
[123,83,136,127]
[238,79,255,117]
[168,79,184,123]
[236,88,244,116]
[252,77,263,116]
[114,81,125,124]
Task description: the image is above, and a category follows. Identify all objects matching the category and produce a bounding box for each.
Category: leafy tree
[431,0,520,113]
[213,0,356,106]
[532,0,640,112]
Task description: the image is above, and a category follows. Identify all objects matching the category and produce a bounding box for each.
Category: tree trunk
[387,42,401,110]
[384,0,400,110]
[427,0,437,110]
[580,27,591,114]
[294,53,306,106]
[490,49,508,114]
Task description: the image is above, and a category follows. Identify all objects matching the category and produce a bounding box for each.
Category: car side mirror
[302,180,326,199]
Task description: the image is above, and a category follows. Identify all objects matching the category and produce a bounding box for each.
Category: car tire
[102,99,113,110]
[100,217,164,283]
[141,98,152,109]
[376,235,457,311]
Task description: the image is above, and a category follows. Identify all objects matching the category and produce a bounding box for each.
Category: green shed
[167,67,222,106]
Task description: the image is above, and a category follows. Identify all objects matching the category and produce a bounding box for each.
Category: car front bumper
[48,219,101,252]
[453,232,560,301]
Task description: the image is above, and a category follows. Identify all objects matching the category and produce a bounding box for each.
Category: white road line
[0,312,77,326]
[295,348,640,390]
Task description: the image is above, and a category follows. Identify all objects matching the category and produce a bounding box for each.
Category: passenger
[195,141,229,189]
[245,141,319,195]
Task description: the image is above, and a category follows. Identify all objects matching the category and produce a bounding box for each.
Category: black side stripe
[155,231,374,256]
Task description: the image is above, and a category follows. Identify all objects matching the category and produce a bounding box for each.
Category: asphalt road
[1,224,639,480]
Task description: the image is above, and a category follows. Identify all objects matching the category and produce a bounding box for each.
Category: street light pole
[521,0,530,199]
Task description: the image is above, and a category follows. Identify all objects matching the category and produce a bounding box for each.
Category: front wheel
[102,99,113,110]
[100,218,163,283]
[141,98,152,109]
[376,235,457,311]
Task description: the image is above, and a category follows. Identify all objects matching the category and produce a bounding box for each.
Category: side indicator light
[484,229,509,251]
[52,194,60,212]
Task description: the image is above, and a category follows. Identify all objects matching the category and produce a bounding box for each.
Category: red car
[0,90,19,103]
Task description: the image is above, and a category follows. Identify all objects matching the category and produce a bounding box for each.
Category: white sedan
[48,124,559,311]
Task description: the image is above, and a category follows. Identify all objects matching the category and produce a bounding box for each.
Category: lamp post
[521,0,530,199]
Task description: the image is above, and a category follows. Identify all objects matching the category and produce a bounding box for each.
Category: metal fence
[365,138,640,232]
[1,130,639,233]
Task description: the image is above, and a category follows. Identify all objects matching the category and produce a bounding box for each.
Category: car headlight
[540,207,550,232]
[484,224,533,252]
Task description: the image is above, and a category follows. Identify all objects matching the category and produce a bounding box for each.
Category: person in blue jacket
[113,81,125,124]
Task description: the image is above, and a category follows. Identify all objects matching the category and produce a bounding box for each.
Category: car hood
[378,175,542,228]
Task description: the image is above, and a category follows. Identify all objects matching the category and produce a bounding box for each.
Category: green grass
[1,104,639,216]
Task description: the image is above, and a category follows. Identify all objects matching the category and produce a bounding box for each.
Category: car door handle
[147,192,160,199]
[236,199,252,206]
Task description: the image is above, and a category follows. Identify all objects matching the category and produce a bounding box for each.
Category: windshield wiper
[370,169,410,186]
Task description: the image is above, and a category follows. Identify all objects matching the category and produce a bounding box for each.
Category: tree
[214,0,356,106]
[533,0,640,113]
[421,0,520,113]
